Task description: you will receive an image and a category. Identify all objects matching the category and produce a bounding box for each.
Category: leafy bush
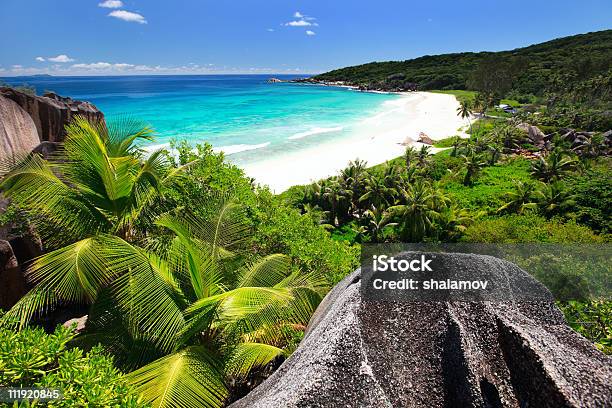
[0,323,146,407]
[251,190,359,285]
[564,159,612,234]
[558,301,612,354]
[461,214,605,243]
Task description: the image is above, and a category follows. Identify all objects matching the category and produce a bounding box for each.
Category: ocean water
[1,75,400,166]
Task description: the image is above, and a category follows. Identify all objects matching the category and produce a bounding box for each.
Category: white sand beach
[241,92,470,192]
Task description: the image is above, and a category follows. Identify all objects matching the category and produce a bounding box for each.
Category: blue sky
[0,0,610,76]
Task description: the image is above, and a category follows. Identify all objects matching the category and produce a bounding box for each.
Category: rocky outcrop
[0,96,40,161]
[0,87,104,143]
[230,253,611,408]
[517,123,546,146]
[417,132,434,145]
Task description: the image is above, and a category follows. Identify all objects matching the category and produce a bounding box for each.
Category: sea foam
[288,126,344,140]
[213,142,270,155]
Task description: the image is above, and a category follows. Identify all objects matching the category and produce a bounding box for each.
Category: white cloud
[48,54,74,63]
[108,10,147,24]
[306,30,316,36]
[98,0,123,8]
[72,62,113,69]
[12,65,23,69]
[267,28,275,32]
[285,20,311,27]
[294,11,304,18]
[35,57,46,62]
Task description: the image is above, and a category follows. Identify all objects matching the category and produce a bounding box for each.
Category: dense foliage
[0,120,339,407]
[314,30,612,95]
[0,322,146,407]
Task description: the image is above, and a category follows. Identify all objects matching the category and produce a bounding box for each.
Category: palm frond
[225,342,285,380]
[237,254,292,288]
[129,347,228,408]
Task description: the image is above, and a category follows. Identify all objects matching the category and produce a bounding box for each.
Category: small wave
[288,126,344,140]
[213,142,270,155]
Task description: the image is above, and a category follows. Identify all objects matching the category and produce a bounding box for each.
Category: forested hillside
[314,29,612,98]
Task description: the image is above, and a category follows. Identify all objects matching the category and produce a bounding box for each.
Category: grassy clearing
[440,157,533,213]
[430,89,477,104]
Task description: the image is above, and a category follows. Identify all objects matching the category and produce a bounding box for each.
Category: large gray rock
[0,96,40,161]
[0,87,104,143]
[517,123,546,146]
[230,253,611,408]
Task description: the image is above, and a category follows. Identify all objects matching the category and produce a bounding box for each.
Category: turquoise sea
[1,75,399,166]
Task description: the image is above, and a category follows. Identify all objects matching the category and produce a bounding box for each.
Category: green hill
[313,30,612,98]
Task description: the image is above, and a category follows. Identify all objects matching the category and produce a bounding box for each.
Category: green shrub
[461,214,605,243]
[564,159,612,234]
[558,300,612,354]
[251,191,360,285]
[0,323,146,407]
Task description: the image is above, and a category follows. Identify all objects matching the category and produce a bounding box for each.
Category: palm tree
[530,149,578,182]
[403,146,418,169]
[339,159,367,215]
[435,205,478,242]
[457,100,473,134]
[362,204,396,243]
[417,145,432,166]
[484,138,503,165]
[461,153,486,186]
[359,173,396,210]
[323,179,351,226]
[534,181,576,218]
[497,181,538,214]
[0,117,175,248]
[385,180,439,242]
[1,117,324,407]
[450,136,464,157]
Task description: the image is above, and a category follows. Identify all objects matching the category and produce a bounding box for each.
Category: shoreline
[240,91,470,192]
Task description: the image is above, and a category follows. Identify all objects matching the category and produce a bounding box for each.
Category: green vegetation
[0,322,146,407]
[0,119,337,407]
[314,29,611,95]
[282,114,611,348]
[0,29,610,406]
[431,90,477,104]
[315,30,612,131]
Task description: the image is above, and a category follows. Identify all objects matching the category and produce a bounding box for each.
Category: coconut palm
[417,145,432,166]
[461,153,487,186]
[323,179,351,226]
[1,117,325,408]
[530,149,578,182]
[385,180,439,242]
[403,146,418,168]
[359,173,396,210]
[339,159,367,215]
[435,205,478,242]
[450,136,465,157]
[362,204,396,243]
[457,100,473,133]
[497,181,538,215]
[123,213,323,408]
[534,181,576,218]
[0,117,188,326]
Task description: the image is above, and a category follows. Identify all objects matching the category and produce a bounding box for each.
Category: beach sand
[241,92,469,192]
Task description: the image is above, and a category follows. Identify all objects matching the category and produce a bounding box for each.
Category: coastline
[240,91,470,192]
